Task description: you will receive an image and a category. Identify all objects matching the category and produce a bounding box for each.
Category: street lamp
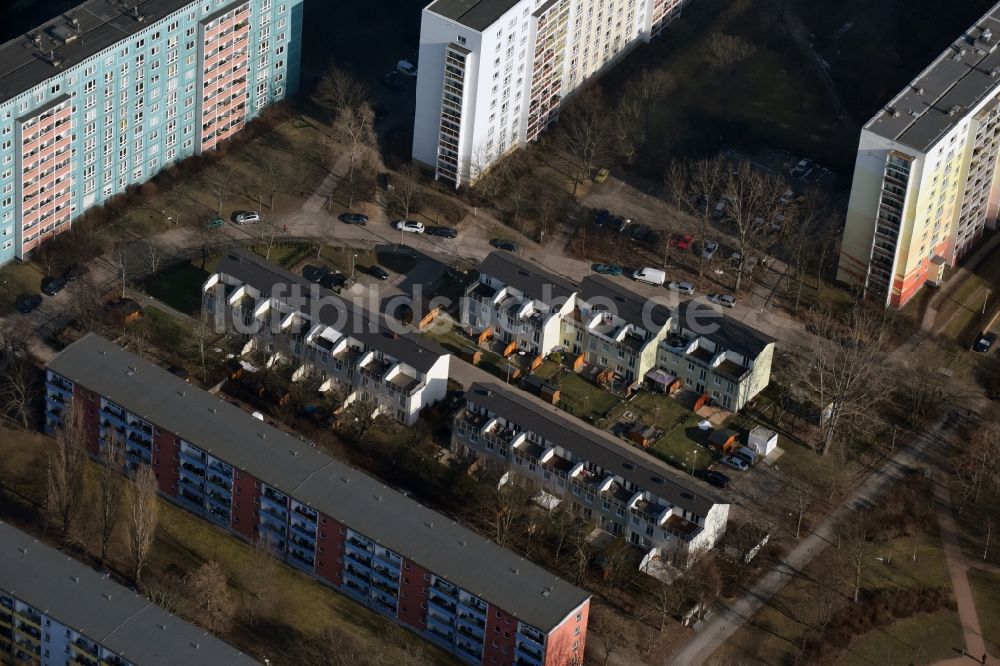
[350,253,358,281]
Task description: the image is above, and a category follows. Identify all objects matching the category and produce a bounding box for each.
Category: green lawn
[142,261,211,315]
[650,414,715,472]
[968,568,1000,656]
[557,372,620,422]
[145,306,193,350]
[842,609,965,666]
[0,260,44,315]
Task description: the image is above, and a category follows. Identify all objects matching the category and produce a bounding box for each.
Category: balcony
[428,592,457,615]
[290,521,316,541]
[15,610,41,628]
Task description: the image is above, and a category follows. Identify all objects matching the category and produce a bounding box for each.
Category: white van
[632,267,666,286]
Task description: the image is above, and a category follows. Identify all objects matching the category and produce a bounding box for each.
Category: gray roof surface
[214,250,448,374]
[464,382,726,517]
[46,335,588,631]
[479,251,578,303]
[0,0,197,105]
[0,521,257,666]
[865,3,1000,152]
[425,0,521,31]
[676,301,775,360]
[579,275,672,333]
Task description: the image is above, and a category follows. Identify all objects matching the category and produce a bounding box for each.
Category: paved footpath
[671,417,954,666]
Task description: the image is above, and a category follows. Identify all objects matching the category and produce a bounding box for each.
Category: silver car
[234,211,261,225]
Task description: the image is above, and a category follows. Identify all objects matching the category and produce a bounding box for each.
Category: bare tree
[722,162,787,293]
[314,65,370,120]
[788,304,891,455]
[616,70,669,163]
[392,162,422,220]
[202,166,230,216]
[48,401,89,539]
[840,515,871,604]
[259,221,282,259]
[588,607,636,666]
[95,432,126,569]
[343,398,378,443]
[241,535,280,626]
[187,325,215,382]
[145,572,186,615]
[0,333,39,428]
[666,158,726,277]
[556,89,616,196]
[113,243,130,299]
[479,473,534,548]
[125,465,159,588]
[331,103,377,209]
[184,561,237,633]
[123,318,151,358]
[708,33,756,118]
[143,241,163,275]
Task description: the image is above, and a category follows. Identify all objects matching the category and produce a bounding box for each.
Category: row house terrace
[202,249,449,426]
[655,302,775,411]
[461,252,577,357]
[560,276,673,384]
[453,383,729,566]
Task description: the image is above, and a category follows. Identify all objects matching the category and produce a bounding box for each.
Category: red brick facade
[397,558,430,632]
[231,470,260,541]
[543,599,589,666]
[151,429,180,495]
[315,513,345,584]
[483,605,519,665]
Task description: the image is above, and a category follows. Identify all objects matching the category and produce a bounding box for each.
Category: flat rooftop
[0,521,257,666]
[425,0,522,32]
[0,0,199,106]
[865,2,1000,153]
[47,334,588,631]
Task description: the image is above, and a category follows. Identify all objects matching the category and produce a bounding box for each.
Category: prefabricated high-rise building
[412,0,687,186]
[0,0,303,266]
[838,3,1000,308]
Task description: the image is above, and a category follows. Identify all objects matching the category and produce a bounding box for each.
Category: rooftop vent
[914,87,924,95]
[985,28,994,42]
[510,568,519,575]
[949,105,963,116]
[887,106,900,118]
[424,521,434,529]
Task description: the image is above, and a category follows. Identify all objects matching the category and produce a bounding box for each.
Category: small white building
[748,426,778,457]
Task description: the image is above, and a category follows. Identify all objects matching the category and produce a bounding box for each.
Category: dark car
[698,470,731,489]
[63,264,87,282]
[16,294,43,314]
[612,216,631,233]
[339,212,369,225]
[594,209,611,227]
[630,224,651,242]
[974,332,997,353]
[490,239,518,252]
[302,265,330,283]
[41,275,68,296]
[426,226,458,238]
[320,272,349,291]
[368,265,390,280]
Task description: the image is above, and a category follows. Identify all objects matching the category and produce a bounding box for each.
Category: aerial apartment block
[453,383,729,565]
[44,334,590,665]
[202,249,451,426]
[838,3,1000,307]
[463,252,775,410]
[413,0,688,186]
[0,521,256,666]
[0,0,303,266]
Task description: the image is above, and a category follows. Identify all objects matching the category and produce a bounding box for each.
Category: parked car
[668,281,695,295]
[613,216,631,233]
[720,455,749,472]
[396,59,417,76]
[675,233,694,250]
[302,265,330,283]
[592,263,623,276]
[632,267,666,286]
[233,211,260,225]
[395,220,425,233]
[594,168,610,183]
[368,265,390,281]
[709,293,737,308]
[339,212,369,225]
[630,224,652,242]
[594,209,611,228]
[425,225,458,238]
[320,272,349,291]
[974,332,997,353]
[490,239,518,252]
[205,216,225,230]
[380,71,408,91]
[16,294,42,314]
[63,264,87,282]
[41,275,68,296]
[702,240,719,260]
[697,470,731,489]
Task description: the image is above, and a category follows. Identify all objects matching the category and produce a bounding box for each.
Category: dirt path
[931,470,995,666]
